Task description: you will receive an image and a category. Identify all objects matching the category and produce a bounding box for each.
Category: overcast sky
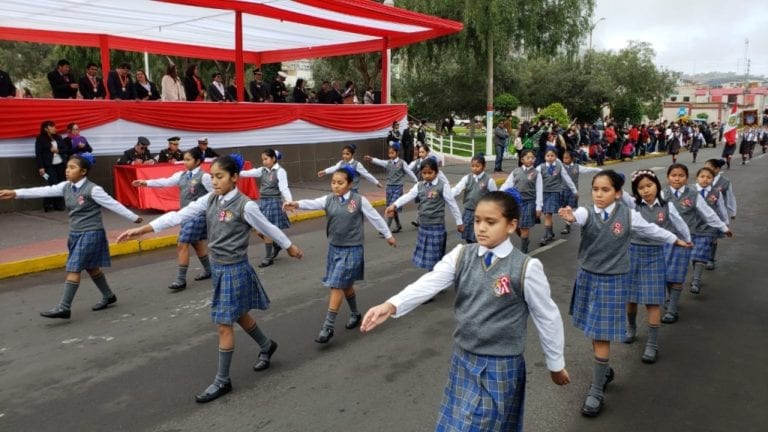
[591,0,768,77]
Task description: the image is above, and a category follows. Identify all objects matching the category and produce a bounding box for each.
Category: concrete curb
[0,152,666,279]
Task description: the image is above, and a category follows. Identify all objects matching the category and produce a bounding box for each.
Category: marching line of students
[1,143,741,427]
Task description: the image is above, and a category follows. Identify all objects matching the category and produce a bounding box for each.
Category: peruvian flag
[723,105,739,145]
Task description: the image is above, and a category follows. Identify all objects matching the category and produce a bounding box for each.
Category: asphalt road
[1,148,766,432]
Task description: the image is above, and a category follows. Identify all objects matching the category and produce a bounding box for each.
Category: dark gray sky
[592,0,767,77]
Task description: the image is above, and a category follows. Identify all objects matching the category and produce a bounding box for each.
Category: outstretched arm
[91,185,142,222]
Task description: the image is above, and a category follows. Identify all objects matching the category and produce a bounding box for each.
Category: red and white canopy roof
[0,0,462,62]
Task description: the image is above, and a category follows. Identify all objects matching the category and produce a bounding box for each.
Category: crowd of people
[0,59,378,104]
[2,118,747,429]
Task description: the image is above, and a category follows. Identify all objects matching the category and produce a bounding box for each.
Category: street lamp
[588,17,606,52]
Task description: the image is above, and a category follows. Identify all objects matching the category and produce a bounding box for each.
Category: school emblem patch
[706,193,718,205]
[612,221,624,236]
[77,195,85,205]
[427,188,437,199]
[657,211,666,223]
[528,171,536,180]
[347,198,358,213]
[270,173,276,182]
[493,274,511,297]
[681,198,693,208]
[218,210,234,222]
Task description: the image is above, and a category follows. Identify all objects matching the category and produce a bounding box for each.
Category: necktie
[484,251,494,267]
[674,190,679,199]
[701,189,706,199]
[339,196,345,204]
[548,164,555,175]
[603,211,609,221]
[72,185,77,193]
[187,172,193,180]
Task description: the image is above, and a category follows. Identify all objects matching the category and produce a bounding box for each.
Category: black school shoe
[193,272,212,281]
[581,395,604,417]
[195,380,232,403]
[253,341,278,371]
[92,294,117,311]
[345,313,362,329]
[40,306,71,319]
[168,281,187,291]
[314,327,334,344]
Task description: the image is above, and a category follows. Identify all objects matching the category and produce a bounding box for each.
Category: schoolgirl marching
[537,148,578,245]
[318,143,381,193]
[500,149,542,253]
[118,154,304,403]
[704,158,737,269]
[363,142,418,233]
[0,153,142,319]
[559,150,601,234]
[451,153,497,243]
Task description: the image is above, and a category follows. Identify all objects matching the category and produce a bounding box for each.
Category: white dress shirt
[369,157,419,183]
[322,159,380,186]
[571,202,679,244]
[407,157,451,185]
[145,166,213,194]
[239,163,293,201]
[15,179,139,222]
[294,192,393,239]
[713,174,737,218]
[387,239,566,371]
[149,189,292,249]
[500,166,544,211]
[451,173,498,197]
[695,184,729,226]
[393,179,464,227]
[536,163,578,194]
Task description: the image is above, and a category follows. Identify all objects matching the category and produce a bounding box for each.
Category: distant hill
[682,72,767,87]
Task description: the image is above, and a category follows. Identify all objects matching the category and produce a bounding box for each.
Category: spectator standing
[161,64,186,101]
[47,59,78,99]
[208,72,232,102]
[226,75,249,102]
[107,63,135,100]
[387,121,402,147]
[363,86,375,104]
[270,71,288,103]
[342,80,357,104]
[293,78,308,103]
[158,137,184,162]
[63,123,92,156]
[78,63,106,99]
[34,120,67,211]
[118,137,154,165]
[249,69,269,102]
[493,120,510,172]
[402,119,415,163]
[0,64,16,98]
[317,81,334,104]
[330,81,343,104]
[417,120,427,148]
[134,70,160,100]
[183,64,205,101]
[197,137,220,159]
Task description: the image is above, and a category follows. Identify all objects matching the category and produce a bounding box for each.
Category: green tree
[534,103,570,126]
[494,93,519,115]
[311,53,381,95]
[0,41,55,96]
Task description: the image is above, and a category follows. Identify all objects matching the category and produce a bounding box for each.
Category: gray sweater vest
[385,159,407,186]
[342,160,362,190]
[324,192,364,246]
[564,164,580,190]
[697,189,721,237]
[578,203,632,274]
[417,180,446,225]
[179,170,208,207]
[541,161,565,192]
[461,174,490,210]
[713,176,730,201]
[65,180,104,232]
[632,202,672,246]
[453,244,529,356]
[512,167,538,200]
[258,168,282,198]
[667,186,702,235]
[205,192,251,264]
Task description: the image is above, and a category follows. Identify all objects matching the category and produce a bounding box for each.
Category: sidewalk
[0,153,664,279]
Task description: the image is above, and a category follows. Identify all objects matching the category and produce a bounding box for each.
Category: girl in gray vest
[363,142,418,233]
[704,159,737,269]
[0,153,142,319]
[662,164,731,324]
[691,167,732,294]
[739,126,756,165]
[559,150,601,234]
[451,153,497,243]
[317,143,381,194]
[408,143,450,185]
[558,170,687,417]
[283,167,395,344]
[362,191,570,432]
[118,154,304,404]
[537,148,577,245]
[241,149,293,268]
[625,170,692,364]
[132,148,212,290]
[388,158,464,270]
[500,149,542,253]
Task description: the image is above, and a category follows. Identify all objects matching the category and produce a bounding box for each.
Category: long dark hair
[38,120,56,139]
[631,170,665,206]
[165,64,178,81]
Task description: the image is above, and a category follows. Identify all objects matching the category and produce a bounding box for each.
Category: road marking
[650,166,666,171]
[530,239,567,256]
[755,153,766,160]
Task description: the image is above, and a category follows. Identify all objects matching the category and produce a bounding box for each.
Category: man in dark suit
[249,69,269,102]
[78,62,106,99]
[270,71,288,103]
[107,63,135,100]
[0,65,16,98]
[158,137,184,162]
[47,59,78,99]
[208,72,232,102]
[196,137,220,159]
[401,120,415,163]
[118,137,154,165]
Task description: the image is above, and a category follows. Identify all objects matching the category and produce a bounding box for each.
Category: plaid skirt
[542,191,561,214]
[259,197,290,229]
[691,234,714,263]
[560,189,578,209]
[628,244,666,305]
[210,259,270,325]
[436,346,526,432]
[414,223,447,270]
[461,208,477,243]
[322,244,364,288]
[178,213,207,244]
[570,269,629,342]
[519,199,537,229]
[386,184,404,207]
[66,229,111,272]
[664,243,692,284]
